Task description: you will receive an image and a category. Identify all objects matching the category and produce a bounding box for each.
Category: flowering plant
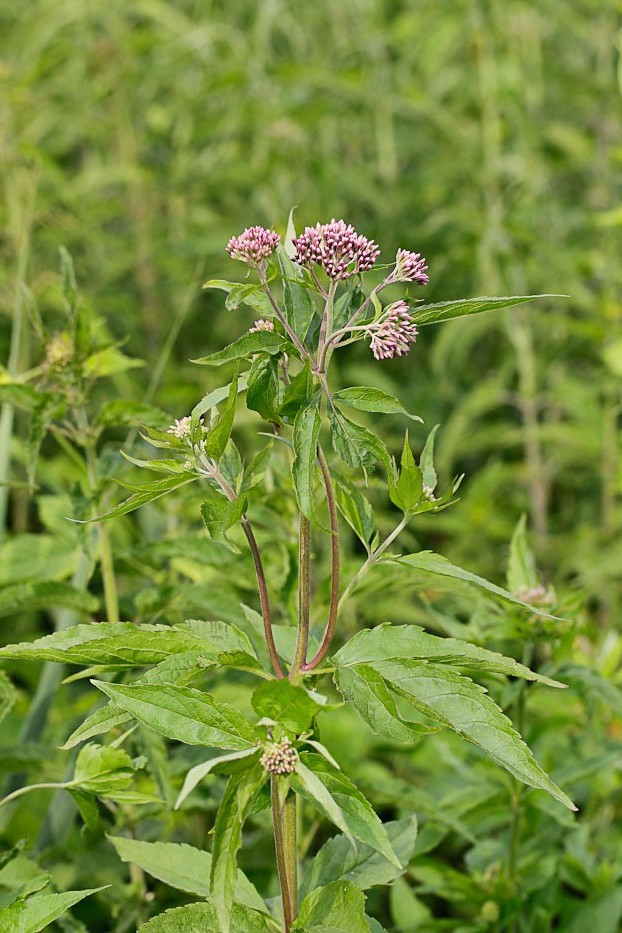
[0,216,573,932]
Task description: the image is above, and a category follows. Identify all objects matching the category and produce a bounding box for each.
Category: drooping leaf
[411,294,562,326]
[85,473,197,522]
[138,901,273,932]
[394,552,563,619]
[292,401,321,519]
[92,682,257,751]
[210,764,265,933]
[334,663,435,743]
[329,409,394,478]
[191,331,287,366]
[294,754,401,866]
[0,887,106,933]
[334,624,566,687]
[292,880,368,933]
[108,837,267,914]
[333,387,421,422]
[370,659,576,810]
[251,680,324,732]
[333,477,375,550]
[300,816,417,897]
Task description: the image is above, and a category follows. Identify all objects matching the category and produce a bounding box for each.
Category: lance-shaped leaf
[334,387,421,422]
[370,659,576,810]
[329,409,394,478]
[292,880,369,933]
[419,424,438,491]
[251,679,326,733]
[0,887,107,933]
[334,477,375,551]
[393,552,564,619]
[108,837,267,914]
[82,473,198,522]
[246,355,281,423]
[334,624,565,688]
[334,663,435,743]
[191,331,287,366]
[190,376,249,433]
[389,432,423,514]
[139,901,273,932]
[300,816,417,898]
[293,753,401,866]
[175,748,261,809]
[411,294,563,327]
[205,369,239,460]
[91,682,257,751]
[210,764,266,933]
[292,401,321,519]
[507,514,539,594]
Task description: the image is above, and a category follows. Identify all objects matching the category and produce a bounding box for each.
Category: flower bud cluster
[517,585,555,608]
[167,416,192,439]
[248,319,275,333]
[368,300,418,360]
[44,334,74,369]
[292,218,380,280]
[260,737,298,775]
[393,249,429,286]
[226,226,281,267]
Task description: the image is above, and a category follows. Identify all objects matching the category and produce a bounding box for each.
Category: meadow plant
[0,217,575,932]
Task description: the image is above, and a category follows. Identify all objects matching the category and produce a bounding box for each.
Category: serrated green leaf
[389,432,423,513]
[85,473,197,522]
[205,369,239,460]
[210,764,265,933]
[73,744,134,795]
[279,360,314,420]
[292,401,321,519]
[294,754,401,866]
[334,663,434,743]
[246,356,281,423]
[92,682,257,750]
[190,376,249,433]
[329,409,394,479]
[334,387,421,422]
[300,816,417,897]
[334,624,565,687]
[200,494,247,540]
[138,901,273,932]
[0,887,106,933]
[251,680,324,732]
[333,478,375,550]
[277,246,316,342]
[292,880,368,933]
[412,295,562,326]
[182,620,257,657]
[108,837,267,914]
[394,552,564,619]
[0,581,98,618]
[371,659,576,810]
[191,331,286,366]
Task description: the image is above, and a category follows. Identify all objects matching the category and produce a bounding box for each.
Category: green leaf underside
[411,294,563,326]
[108,837,267,915]
[390,432,423,513]
[73,744,134,794]
[294,754,401,866]
[191,331,287,366]
[210,765,265,933]
[334,624,565,687]
[91,682,257,750]
[175,749,260,809]
[0,887,106,933]
[292,881,369,933]
[334,663,435,743]
[300,816,417,898]
[333,387,421,422]
[292,402,321,518]
[329,409,393,476]
[394,552,564,620]
[369,659,576,810]
[138,901,273,932]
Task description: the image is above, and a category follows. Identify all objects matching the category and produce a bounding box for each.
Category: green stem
[259,274,308,360]
[302,446,340,672]
[291,513,311,678]
[283,793,298,918]
[337,513,409,616]
[0,781,71,808]
[271,778,294,932]
[507,643,534,889]
[84,438,119,623]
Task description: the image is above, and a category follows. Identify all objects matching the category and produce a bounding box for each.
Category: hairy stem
[291,513,311,678]
[302,446,340,672]
[271,778,294,932]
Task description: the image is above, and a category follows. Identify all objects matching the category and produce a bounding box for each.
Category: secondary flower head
[248,319,275,333]
[292,218,380,280]
[167,416,192,439]
[368,300,418,360]
[260,737,298,775]
[392,249,429,286]
[226,226,281,269]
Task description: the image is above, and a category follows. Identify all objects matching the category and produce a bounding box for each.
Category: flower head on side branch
[226,226,281,270]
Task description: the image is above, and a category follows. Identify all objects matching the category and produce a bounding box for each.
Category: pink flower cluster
[226,226,281,267]
[260,737,298,775]
[248,319,275,333]
[292,219,380,280]
[393,249,429,286]
[368,300,418,360]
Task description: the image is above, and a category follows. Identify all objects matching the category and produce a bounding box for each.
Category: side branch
[302,446,339,671]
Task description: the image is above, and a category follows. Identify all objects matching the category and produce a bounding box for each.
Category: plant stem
[302,446,340,672]
[507,643,534,891]
[259,274,308,360]
[283,793,298,918]
[271,778,294,932]
[337,513,409,615]
[290,513,311,678]
[84,436,119,623]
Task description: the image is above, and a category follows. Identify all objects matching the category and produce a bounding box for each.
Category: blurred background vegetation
[1,0,621,930]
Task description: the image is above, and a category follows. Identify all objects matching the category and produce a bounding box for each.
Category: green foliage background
[0,1,621,930]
